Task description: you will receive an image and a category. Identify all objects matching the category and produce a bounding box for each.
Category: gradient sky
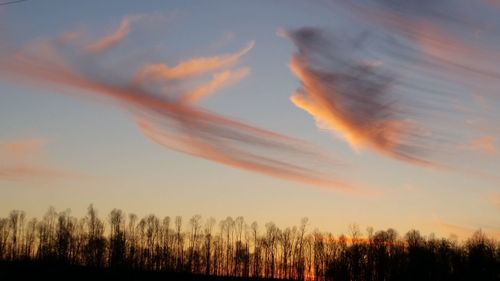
[1,0,499,240]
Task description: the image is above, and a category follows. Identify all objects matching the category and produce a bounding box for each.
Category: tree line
[0,205,499,281]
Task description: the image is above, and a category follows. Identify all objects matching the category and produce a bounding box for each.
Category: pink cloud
[285,28,438,167]
[469,136,497,155]
[0,138,77,182]
[134,41,254,82]
[0,20,367,193]
[0,138,45,160]
[181,67,251,103]
[85,17,132,54]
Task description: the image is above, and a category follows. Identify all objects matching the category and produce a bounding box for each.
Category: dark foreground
[0,261,285,281]
[1,207,500,281]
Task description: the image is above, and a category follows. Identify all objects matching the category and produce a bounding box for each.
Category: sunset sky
[1,0,499,240]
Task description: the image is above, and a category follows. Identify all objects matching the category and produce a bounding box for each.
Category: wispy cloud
[341,1,500,82]
[467,136,497,155]
[0,138,45,160]
[0,19,365,193]
[134,41,255,82]
[85,17,132,54]
[285,1,500,169]
[285,28,436,167]
[181,67,251,103]
[0,165,76,181]
[0,138,76,182]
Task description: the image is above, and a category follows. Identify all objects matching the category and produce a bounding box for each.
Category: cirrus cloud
[0,138,78,182]
[0,16,367,193]
[285,0,500,170]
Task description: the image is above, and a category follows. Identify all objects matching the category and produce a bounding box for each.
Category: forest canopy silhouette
[0,205,498,281]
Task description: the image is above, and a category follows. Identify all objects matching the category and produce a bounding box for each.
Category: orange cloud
[0,165,76,182]
[285,2,500,174]
[136,118,363,193]
[286,28,436,167]
[134,41,254,82]
[85,17,131,54]
[181,67,250,103]
[468,136,497,155]
[0,23,364,193]
[0,138,45,160]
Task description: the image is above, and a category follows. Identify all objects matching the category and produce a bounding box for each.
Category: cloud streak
[85,17,132,54]
[0,138,45,160]
[134,41,255,82]
[285,1,500,168]
[286,28,435,166]
[181,67,251,104]
[0,20,363,193]
[0,138,76,181]
[467,136,497,155]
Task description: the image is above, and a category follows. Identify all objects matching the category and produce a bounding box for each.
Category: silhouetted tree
[174,216,184,271]
[1,205,499,281]
[203,217,215,276]
[466,230,498,281]
[108,209,125,268]
[84,204,105,267]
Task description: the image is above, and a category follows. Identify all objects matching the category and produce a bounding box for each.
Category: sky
[0,0,499,240]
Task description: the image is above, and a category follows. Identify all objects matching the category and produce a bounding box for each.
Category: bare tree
[126,213,138,268]
[174,216,184,271]
[145,214,160,270]
[108,209,125,268]
[160,216,171,270]
[55,209,73,262]
[187,214,201,273]
[84,204,105,267]
[8,210,25,260]
[250,221,260,278]
[23,218,37,259]
[203,217,215,276]
[0,218,9,260]
[1,206,499,281]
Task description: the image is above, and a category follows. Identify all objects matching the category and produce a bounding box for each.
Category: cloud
[0,21,365,193]
[136,117,362,192]
[181,67,251,103]
[85,17,132,54]
[468,136,497,155]
[338,1,500,85]
[0,138,76,182]
[0,165,76,181]
[134,41,254,82]
[285,27,435,166]
[0,138,45,160]
[285,0,500,169]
